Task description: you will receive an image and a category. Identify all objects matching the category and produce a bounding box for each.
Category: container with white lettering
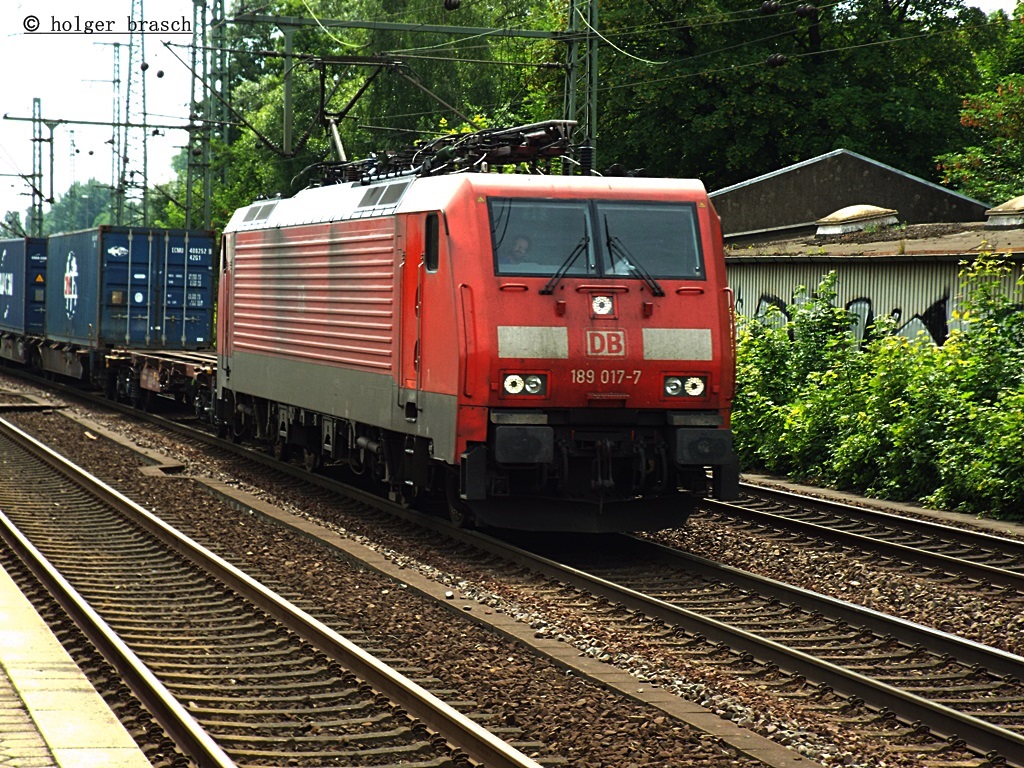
[45,226,215,349]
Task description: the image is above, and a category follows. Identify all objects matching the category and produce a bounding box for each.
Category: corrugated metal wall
[727,259,1024,344]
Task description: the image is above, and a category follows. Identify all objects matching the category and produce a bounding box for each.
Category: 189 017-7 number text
[570,369,642,385]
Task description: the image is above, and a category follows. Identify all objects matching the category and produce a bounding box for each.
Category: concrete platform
[0,562,152,768]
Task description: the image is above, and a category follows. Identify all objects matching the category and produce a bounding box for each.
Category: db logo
[585,330,626,357]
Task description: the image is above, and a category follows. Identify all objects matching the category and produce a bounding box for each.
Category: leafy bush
[733,257,1024,520]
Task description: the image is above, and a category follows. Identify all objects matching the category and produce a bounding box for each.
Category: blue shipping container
[0,237,47,336]
[45,227,215,349]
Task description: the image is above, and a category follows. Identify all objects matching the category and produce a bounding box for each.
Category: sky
[0,0,198,227]
[0,0,1020,229]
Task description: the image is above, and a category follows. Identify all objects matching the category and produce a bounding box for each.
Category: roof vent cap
[985,195,1024,228]
[815,204,898,236]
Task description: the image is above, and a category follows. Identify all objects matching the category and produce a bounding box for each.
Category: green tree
[155,0,561,231]
[936,76,1024,203]
[597,0,982,187]
[0,211,27,238]
[934,1,1024,203]
[43,180,112,235]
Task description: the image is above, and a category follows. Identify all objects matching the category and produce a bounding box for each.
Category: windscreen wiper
[604,216,664,297]
[540,227,590,295]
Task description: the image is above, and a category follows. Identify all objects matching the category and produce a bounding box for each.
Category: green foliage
[7,0,1022,227]
[732,311,792,473]
[1,211,27,238]
[42,180,112,235]
[732,273,857,475]
[149,0,560,231]
[598,0,981,186]
[733,259,1024,520]
[936,76,1024,203]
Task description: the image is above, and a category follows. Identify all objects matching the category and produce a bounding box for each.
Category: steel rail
[450,528,1024,767]
[739,481,1024,560]
[0,416,545,768]
[703,496,1024,593]
[6,376,1021,764]
[0,512,237,768]
[629,536,1024,680]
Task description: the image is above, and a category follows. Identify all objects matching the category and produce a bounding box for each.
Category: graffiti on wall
[743,292,951,344]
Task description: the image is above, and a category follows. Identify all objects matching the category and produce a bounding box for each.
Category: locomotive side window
[489,199,593,276]
[596,201,704,280]
[425,213,439,272]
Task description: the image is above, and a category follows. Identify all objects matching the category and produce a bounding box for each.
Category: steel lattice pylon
[564,0,598,171]
[29,98,44,236]
[109,42,122,217]
[119,0,149,225]
[185,0,227,230]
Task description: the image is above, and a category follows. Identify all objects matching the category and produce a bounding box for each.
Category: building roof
[724,221,1024,263]
[710,149,991,240]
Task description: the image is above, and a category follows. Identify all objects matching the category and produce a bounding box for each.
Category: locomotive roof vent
[358,181,409,209]
[814,204,898,236]
[242,201,278,223]
[985,194,1024,228]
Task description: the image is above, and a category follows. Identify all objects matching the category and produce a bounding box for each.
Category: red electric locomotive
[216,123,738,532]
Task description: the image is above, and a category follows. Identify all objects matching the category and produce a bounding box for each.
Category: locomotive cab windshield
[489,197,706,282]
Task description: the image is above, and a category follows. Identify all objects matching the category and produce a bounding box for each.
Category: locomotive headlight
[683,376,706,397]
[504,374,525,394]
[592,295,614,316]
[664,375,707,397]
[503,373,548,396]
[523,374,546,394]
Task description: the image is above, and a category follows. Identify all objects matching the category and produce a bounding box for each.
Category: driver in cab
[503,236,535,270]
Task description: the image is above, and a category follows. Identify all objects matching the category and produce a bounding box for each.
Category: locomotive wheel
[448,501,473,528]
[445,470,475,528]
[230,403,246,443]
[271,439,289,462]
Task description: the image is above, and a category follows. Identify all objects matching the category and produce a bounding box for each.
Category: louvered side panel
[231,219,397,371]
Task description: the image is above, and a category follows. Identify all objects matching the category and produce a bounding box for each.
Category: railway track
[4,375,1024,767]
[498,533,1024,765]
[0,415,546,768]
[701,483,1024,592]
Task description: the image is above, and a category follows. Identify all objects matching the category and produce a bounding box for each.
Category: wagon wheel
[302,448,322,473]
[445,469,475,529]
[193,388,209,421]
[103,374,118,401]
[271,438,289,462]
[130,380,153,412]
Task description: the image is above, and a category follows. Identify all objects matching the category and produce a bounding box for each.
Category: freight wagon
[2,227,217,409]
